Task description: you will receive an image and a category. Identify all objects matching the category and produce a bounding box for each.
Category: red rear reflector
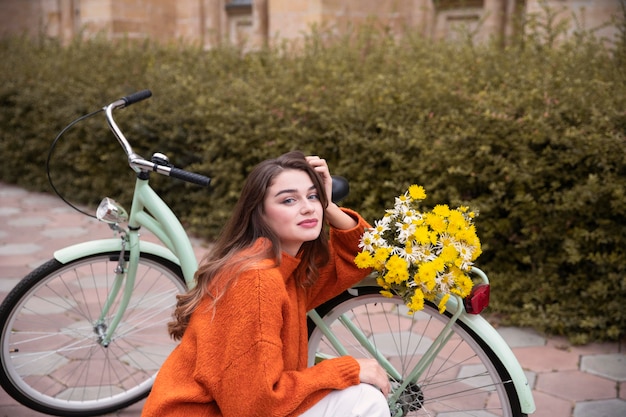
[464,283,490,314]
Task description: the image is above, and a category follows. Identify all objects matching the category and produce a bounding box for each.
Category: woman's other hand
[355,358,391,397]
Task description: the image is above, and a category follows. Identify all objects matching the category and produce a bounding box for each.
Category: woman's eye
[282,197,296,204]
[308,193,320,200]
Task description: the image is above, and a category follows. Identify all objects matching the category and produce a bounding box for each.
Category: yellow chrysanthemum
[373,247,392,264]
[413,225,430,245]
[407,289,425,312]
[455,228,476,245]
[424,291,436,302]
[433,204,450,218]
[447,210,467,233]
[408,184,426,201]
[405,239,413,254]
[418,263,437,290]
[429,231,439,245]
[380,290,395,298]
[354,251,374,269]
[438,293,451,314]
[356,184,481,315]
[431,257,445,274]
[385,255,409,284]
[425,213,446,234]
[424,274,436,292]
[454,270,474,297]
[440,245,458,264]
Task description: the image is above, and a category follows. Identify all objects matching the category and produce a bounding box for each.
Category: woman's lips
[299,219,319,228]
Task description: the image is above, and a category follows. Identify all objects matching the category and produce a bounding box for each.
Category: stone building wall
[0,0,623,48]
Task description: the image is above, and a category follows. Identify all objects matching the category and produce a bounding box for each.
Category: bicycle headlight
[96,197,129,225]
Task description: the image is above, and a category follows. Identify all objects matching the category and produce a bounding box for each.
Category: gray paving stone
[41,227,90,238]
[0,278,20,293]
[525,370,537,390]
[0,207,20,216]
[496,326,546,348]
[23,194,59,204]
[1,182,625,417]
[573,398,626,417]
[51,206,80,214]
[0,187,27,198]
[8,217,50,227]
[0,243,42,255]
[581,354,626,381]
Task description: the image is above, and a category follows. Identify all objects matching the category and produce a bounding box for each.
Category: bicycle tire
[307,287,525,417]
[0,252,186,416]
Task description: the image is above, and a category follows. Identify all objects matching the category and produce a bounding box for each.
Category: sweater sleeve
[306,208,372,309]
[195,268,361,417]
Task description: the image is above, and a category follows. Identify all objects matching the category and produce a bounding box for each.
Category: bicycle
[0,91,536,417]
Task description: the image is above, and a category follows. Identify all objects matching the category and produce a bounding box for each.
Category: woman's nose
[301,199,315,213]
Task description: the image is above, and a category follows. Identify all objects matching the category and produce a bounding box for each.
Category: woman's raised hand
[305,156,333,201]
[306,156,357,230]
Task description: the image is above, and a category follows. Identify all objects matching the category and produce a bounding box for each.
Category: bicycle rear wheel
[307,287,525,417]
[0,252,186,417]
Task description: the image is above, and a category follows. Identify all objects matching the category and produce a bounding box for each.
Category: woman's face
[263,169,323,257]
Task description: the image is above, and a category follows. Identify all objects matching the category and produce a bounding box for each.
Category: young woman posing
[141,151,390,417]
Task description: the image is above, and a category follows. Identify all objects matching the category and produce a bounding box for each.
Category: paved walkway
[0,182,625,417]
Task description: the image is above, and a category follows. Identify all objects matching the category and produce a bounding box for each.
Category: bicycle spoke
[308,291,520,417]
[1,254,186,415]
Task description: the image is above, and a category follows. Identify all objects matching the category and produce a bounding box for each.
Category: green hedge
[1,15,625,344]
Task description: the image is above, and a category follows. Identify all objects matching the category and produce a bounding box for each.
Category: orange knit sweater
[141,209,371,417]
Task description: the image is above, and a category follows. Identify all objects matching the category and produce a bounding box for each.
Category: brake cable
[46,108,103,218]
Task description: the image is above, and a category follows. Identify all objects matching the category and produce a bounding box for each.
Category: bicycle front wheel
[0,252,186,416]
[307,287,525,417]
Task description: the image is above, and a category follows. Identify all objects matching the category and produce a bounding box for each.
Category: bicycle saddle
[331,175,350,203]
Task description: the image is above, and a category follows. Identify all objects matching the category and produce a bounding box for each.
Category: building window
[225,0,253,48]
[434,0,484,11]
[225,0,252,15]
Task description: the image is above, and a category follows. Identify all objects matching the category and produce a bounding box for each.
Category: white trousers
[300,384,390,417]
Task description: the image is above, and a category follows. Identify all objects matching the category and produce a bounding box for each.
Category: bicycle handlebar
[105,90,212,188]
[121,90,153,107]
[103,90,348,195]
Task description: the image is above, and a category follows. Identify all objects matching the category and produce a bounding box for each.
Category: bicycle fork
[93,231,139,347]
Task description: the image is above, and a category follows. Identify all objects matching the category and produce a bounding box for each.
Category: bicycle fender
[458,313,536,414]
[53,239,180,266]
[352,277,536,415]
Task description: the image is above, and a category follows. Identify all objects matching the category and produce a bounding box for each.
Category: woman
[141,151,390,417]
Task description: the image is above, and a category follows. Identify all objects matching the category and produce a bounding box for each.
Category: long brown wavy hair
[168,151,330,340]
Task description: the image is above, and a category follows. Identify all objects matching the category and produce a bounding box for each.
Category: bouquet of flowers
[354,185,482,314]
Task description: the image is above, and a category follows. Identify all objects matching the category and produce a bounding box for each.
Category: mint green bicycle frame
[52,94,202,347]
[54,178,199,346]
[307,270,536,416]
[54,92,534,415]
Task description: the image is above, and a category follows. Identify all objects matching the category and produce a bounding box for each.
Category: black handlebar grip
[121,90,152,107]
[169,167,212,187]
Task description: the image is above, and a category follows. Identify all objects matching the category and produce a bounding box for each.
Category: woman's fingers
[306,156,332,200]
[355,358,391,397]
